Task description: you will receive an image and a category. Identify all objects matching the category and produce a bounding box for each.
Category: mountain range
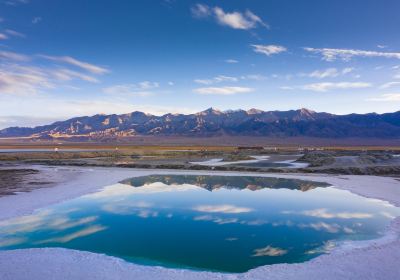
[1,108,400,139]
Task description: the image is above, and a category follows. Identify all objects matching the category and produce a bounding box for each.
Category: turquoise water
[0,175,399,273]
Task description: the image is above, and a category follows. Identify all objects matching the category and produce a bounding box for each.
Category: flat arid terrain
[0,142,400,279]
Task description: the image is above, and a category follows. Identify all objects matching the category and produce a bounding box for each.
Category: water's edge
[0,165,399,279]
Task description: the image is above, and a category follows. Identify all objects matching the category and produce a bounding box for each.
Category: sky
[1,0,400,128]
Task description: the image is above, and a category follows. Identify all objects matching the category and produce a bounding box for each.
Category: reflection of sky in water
[0,175,399,273]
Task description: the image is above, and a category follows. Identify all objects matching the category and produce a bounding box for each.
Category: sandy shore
[0,165,399,280]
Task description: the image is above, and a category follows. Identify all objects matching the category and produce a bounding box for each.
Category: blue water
[0,175,399,273]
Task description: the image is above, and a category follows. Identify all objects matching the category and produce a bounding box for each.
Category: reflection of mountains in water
[120,175,329,192]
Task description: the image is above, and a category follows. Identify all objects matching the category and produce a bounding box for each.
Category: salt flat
[0,165,399,280]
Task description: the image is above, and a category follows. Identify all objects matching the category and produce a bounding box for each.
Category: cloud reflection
[252,246,288,257]
[193,204,253,214]
[36,225,107,244]
[283,208,373,219]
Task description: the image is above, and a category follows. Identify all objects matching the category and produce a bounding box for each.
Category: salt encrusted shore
[0,165,399,280]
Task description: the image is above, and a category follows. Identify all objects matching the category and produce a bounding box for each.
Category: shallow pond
[0,175,399,273]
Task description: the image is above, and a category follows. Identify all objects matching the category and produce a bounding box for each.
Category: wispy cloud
[0,33,8,40]
[305,67,354,79]
[0,115,60,129]
[305,47,400,61]
[225,59,238,64]
[214,7,268,30]
[194,86,254,95]
[379,81,400,89]
[191,3,211,18]
[0,51,110,95]
[194,75,238,85]
[52,68,99,83]
[0,50,30,61]
[40,55,109,74]
[0,64,53,95]
[4,0,29,6]
[103,81,159,96]
[367,93,400,102]
[240,74,267,81]
[193,204,253,213]
[32,17,42,24]
[191,4,268,30]
[251,44,287,56]
[5,29,26,38]
[309,68,340,79]
[301,82,372,92]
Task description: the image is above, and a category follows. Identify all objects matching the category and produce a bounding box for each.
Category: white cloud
[252,246,287,257]
[342,67,354,74]
[0,64,53,95]
[0,115,60,129]
[377,45,387,49]
[194,75,238,85]
[225,59,238,64]
[191,3,211,18]
[0,51,30,61]
[0,57,104,96]
[40,55,109,74]
[194,86,254,95]
[251,44,287,56]
[367,93,400,102]
[192,4,268,30]
[213,7,267,30]
[193,204,253,214]
[280,86,295,90]
[394,73,400,79]
[137,81,159,89]
[103,82,159,97]
[52,69,99,83]
[304,47,400,61]
[379,82,400,89]
[241,74,267,81]
[305,67,354,79]
[0,33,8,40]
[301,82,372,92]
[5,0,29,6]
[309,68,339,79]
[0,97,199,119]
[5,29,25,38]
[32,17,42,24]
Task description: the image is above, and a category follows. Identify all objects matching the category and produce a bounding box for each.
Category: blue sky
[1,0,400,128]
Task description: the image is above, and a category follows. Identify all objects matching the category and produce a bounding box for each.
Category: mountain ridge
[1,108,399,139]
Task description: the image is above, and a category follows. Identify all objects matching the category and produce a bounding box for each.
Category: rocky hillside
[1,108,400,139]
